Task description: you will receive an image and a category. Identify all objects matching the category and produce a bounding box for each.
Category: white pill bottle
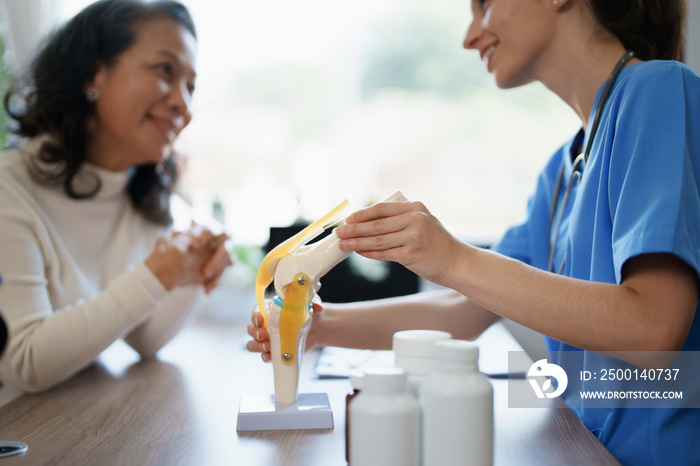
[421,340,494,466]
[349,366,419,466]
[392,329,452,399]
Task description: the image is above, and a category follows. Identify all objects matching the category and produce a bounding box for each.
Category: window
[61,0,579,246]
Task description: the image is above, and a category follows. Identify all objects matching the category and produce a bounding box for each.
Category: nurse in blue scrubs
[248,1,699,463]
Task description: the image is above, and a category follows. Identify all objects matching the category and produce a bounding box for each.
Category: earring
[553,0,564,5]
[85,87,100,103]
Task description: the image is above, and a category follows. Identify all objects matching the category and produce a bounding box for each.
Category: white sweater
[0,138,203,393]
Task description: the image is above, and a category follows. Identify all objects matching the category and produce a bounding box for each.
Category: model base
[236,392,334,431]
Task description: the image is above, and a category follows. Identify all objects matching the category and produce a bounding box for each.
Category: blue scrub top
[492,60,700,465]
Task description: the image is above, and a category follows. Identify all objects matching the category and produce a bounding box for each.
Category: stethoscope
[547,50,635,274]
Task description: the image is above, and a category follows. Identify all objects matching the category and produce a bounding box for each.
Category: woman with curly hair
[0,0,232,394]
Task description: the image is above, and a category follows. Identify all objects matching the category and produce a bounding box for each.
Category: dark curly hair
[3,0,197,225]
[587,0,686,61]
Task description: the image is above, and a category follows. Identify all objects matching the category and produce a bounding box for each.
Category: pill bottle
[349,367,419,466]
[345,370,364,463]
[392,329,452,398]
[421,340,493,466]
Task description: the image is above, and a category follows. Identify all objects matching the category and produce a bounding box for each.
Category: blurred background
[0,0,585,243]
[1,0,699,315]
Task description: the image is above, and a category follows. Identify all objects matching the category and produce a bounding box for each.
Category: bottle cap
[392,330,453,359]
[349,370,365,390]
[362,366,408,393]
[434,340,479,364]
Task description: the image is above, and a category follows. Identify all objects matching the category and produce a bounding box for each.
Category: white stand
[236,393,334,431]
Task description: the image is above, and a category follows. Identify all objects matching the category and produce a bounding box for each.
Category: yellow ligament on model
[278,272,313,365]
[254,199,350,328]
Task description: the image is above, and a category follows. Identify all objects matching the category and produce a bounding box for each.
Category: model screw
[283,353,292,362]
[297,276,307,285]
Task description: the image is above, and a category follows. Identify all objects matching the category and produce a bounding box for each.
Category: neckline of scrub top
[563,61,642,176]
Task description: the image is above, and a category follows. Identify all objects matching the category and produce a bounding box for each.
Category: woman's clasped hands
[146,223,233,293]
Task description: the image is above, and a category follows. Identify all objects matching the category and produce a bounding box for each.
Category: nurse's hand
[246,301,324,362]
[336,200,464,286]
[246,309,272,362]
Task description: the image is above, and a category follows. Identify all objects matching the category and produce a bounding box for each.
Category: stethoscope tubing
[546,51,636,274]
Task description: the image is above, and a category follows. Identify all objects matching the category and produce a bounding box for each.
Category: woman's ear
[552,0,569,11]
[83,60,106,95]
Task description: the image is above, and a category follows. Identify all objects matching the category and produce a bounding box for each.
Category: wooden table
[0,317,619,465]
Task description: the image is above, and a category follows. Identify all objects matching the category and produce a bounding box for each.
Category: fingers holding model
[336,200,465,286]
[247,301,324,363]
[247,310,271,361]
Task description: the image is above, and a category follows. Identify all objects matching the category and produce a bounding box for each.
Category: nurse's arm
[443,249,697,367]
[310,288,501,351]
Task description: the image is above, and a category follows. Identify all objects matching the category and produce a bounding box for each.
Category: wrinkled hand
[335,200,463,285]
[246,300,323,363]
[184,224,233,293]
[145,224,233,293]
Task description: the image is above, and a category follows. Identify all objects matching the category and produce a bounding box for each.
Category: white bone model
[255,190,407,404]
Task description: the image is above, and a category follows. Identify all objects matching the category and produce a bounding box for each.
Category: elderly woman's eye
[157,63,174,78]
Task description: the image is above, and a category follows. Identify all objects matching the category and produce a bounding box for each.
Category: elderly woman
[0,0,231,394]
